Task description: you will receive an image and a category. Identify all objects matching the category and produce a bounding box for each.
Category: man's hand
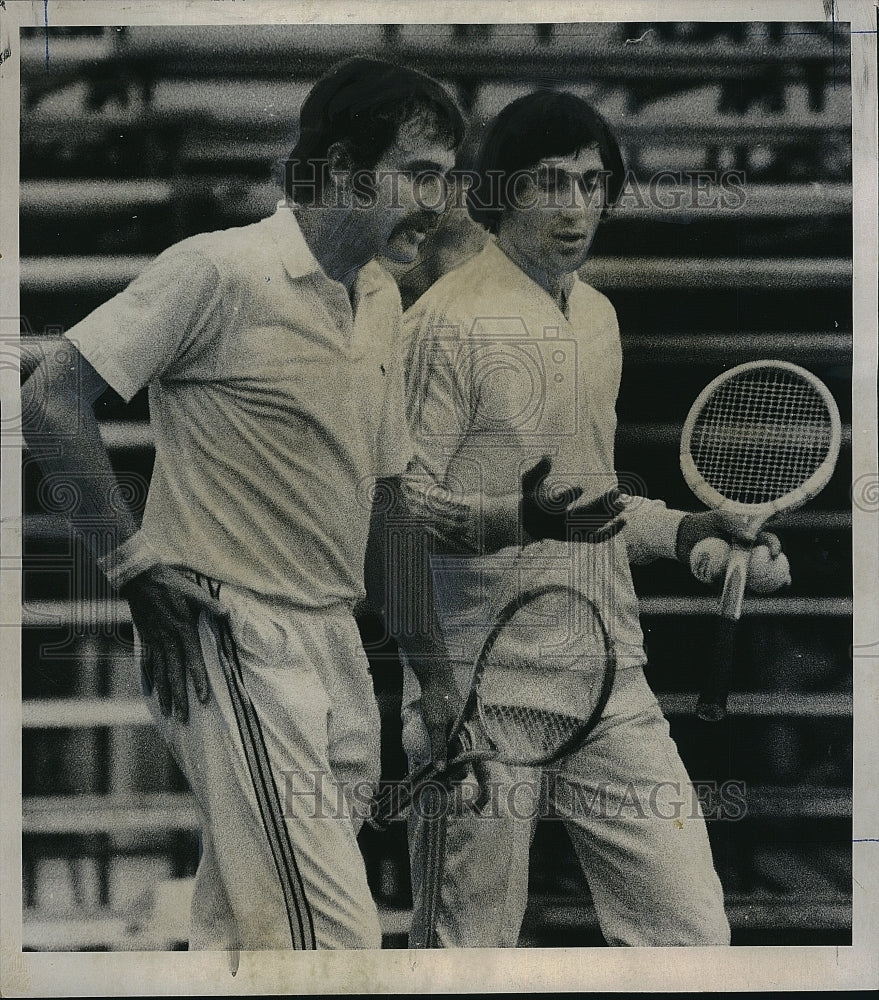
[675,510,781,564]
[520,456,625,543]
[418,673,490,812]
[122,564,228,722]
[418,672,464,772]
[676,511,790,592]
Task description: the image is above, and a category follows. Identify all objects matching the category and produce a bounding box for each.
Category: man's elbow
[21,363,86,444]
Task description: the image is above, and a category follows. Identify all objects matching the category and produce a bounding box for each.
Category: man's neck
[495,235,575,315]
[295,205,374,294]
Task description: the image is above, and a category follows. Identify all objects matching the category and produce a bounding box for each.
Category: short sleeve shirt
[65,205,412,605]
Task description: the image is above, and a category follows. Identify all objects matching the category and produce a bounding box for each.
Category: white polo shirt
[66,205,412,606]
[402,240,685,700]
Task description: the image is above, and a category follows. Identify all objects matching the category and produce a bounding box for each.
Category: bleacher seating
[18,21,853,950]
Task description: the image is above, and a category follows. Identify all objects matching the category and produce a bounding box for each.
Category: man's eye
[413,172,449,199]
[580,171,606,198]
[536,169,561,191]
[408,170,438,185]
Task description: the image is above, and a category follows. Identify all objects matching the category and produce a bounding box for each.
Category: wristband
[617,494,687,563]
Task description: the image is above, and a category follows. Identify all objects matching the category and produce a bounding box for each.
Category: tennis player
[20,58,481,951]
[398,90,790,948]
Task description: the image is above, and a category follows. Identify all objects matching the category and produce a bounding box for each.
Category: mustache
[389,213,440,239]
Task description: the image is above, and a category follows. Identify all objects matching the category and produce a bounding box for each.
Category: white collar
[268,201,387,296]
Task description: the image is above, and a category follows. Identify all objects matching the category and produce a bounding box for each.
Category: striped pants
[146,576,382,950]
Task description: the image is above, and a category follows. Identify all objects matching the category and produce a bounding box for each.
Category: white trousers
[146,575,383,950]
[404,666,731,948]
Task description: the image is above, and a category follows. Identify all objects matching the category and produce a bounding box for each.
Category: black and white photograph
[1,0,876,993]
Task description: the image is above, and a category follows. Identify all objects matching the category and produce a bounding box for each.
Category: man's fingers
[565,487,625,543]
[189,660,210,706]
[153,647,172,717]
[173,575,228,619]
[756,531,782,558]
[715,511,760,544]
[138,632,155,694]
[567,486,625,519]
[521,455,552,495]
[431,741,447,771]
[570,513,626,544]
[431,704,458,772]
[166,637,190,723]
[181,623,210,706]
[549,483,583,509]
[472,757,492,813]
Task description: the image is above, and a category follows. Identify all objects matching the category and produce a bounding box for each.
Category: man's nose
[417,174,450,215]
[565,177,592,216]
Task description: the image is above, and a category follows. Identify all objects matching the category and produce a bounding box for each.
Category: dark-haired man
[21,58,472,951]
[400,89,788,948]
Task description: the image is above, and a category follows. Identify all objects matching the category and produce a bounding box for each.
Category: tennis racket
[680,360,842,721]
[368,583,617,830]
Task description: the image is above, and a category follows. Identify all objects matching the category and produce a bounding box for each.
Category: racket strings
[690,368,834,504]
[477,701,584,761]
[468,588,615,766]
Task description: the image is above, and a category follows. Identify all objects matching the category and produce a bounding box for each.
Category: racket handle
[366,749,493,830]
[696,616,738,721]
[696,543,750,722]
[367,760,437,831]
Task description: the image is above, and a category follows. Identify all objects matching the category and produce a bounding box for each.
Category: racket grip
[367,760,435,831]
[696,616,738,721]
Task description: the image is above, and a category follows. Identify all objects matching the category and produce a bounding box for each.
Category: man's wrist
[675,512,703,564]
[416,666,460,699]
[97,531,162,591]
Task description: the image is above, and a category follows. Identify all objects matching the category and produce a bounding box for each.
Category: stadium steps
[19,692,854,732]
[20,24,847,85]
[22,103,851,145]
[18,783,853,837]
[19,509,854,544]
[16,596,854,630]
[18,179,853,221]
[18,331,854,375]
[17,22,854,949]
[19,892,851,951]
[13,415,856,457]
[18,253,852,295]
[521,893,852,936]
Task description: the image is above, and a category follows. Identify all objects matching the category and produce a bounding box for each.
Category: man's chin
[551,247,591,277]
[383,239,422,265]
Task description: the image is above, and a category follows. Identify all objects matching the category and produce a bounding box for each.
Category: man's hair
[281,58,464,205]
[466,89,625,232]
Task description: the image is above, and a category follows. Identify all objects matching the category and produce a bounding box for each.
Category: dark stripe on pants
[417,783,448,949]
[199,574,317,950]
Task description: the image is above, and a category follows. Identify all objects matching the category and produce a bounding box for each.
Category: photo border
[1,0,876,993]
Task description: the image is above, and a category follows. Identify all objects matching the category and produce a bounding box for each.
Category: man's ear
[326,140,355,198]
[327,140,376,207]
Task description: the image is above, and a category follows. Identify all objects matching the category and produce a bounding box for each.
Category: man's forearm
[365,477,460,690]
[619,495,687,565]
[395,475,522,555]
[399,461,628,555]
[21,364,145,583]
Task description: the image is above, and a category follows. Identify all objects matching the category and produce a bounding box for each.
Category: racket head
[367,585,617,829]
[680,360,842,523]
[469,585,616,767]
